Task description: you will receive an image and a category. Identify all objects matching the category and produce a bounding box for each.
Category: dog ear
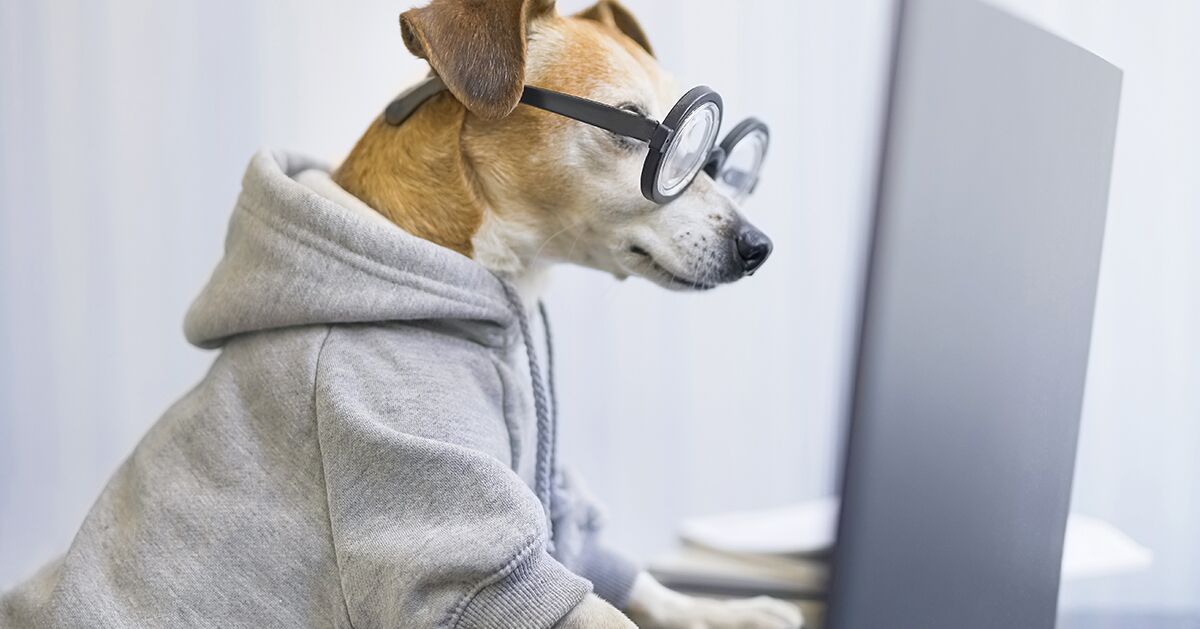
[576,0,654,57]
[400,0,557,120]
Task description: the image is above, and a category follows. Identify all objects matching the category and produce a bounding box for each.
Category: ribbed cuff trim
[579,544,640,611]
[452,546,592,629]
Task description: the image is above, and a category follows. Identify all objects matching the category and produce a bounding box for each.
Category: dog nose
[735,225,773,274]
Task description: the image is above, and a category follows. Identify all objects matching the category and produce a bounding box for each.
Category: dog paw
[629,593,804,629]
[698,595,805,628]
[557,593,637,629]
[626,573,803,628]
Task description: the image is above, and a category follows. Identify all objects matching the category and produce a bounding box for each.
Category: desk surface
[664,591,1198,629]
[1058,612,1200,629]
[654,567,1198,628]
[792,607,1200,629]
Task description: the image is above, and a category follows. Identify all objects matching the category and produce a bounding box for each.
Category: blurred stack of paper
[649,497,1151,600]
[1060,515,1154,580]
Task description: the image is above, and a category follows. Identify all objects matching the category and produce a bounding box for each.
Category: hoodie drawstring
[538,301,558,512]
[501,283,558,551]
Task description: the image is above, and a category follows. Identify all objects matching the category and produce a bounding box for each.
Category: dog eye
[608,102,649,152]
[618,102,649,118]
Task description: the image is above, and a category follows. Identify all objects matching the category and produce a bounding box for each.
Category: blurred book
[649,542,830,600]
[649,497,1151,599]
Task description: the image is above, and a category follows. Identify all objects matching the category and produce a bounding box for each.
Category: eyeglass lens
[715,128,768,201]
[657,102,722,198]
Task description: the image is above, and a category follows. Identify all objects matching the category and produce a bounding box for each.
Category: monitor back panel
[827,0,1121,627]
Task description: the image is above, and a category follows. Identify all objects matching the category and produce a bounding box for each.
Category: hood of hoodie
[185,151,516,349]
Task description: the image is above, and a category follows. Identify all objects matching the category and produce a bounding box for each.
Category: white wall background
[0,0,1196,617]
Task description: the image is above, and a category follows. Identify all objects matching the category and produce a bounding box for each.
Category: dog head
[340,0,772,291]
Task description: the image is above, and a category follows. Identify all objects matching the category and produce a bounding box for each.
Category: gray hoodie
[1,151,637,628]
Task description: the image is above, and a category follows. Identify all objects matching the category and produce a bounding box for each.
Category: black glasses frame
[385,75,768,204]
[703,117,770,199]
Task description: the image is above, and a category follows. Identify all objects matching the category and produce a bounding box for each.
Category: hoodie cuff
[455,548,592,629]
[578,544,640,611]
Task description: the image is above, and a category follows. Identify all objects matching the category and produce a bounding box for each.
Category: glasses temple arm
[384,76,664,146]
[520,86,661,143]
[385,75,450,126]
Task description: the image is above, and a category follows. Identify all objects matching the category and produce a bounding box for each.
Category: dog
[0,1,800,627]
[333,1,798,627]
[334,0,774,297]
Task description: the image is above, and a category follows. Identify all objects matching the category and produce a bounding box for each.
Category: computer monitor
[826,0,1121,627]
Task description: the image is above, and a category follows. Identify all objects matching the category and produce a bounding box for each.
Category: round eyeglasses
[385,76,770,205]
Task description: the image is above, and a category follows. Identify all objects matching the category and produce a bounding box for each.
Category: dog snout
[734,222,773,275]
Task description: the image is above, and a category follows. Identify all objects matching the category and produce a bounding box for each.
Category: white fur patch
[471,209,526,276]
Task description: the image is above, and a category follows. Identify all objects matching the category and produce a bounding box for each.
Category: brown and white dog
[332,1,798,627]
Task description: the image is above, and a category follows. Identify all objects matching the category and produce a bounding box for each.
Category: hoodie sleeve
[549,468,641,610]
[313,327,591,629]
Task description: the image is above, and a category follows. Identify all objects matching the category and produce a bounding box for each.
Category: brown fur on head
[334,0,769,291]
